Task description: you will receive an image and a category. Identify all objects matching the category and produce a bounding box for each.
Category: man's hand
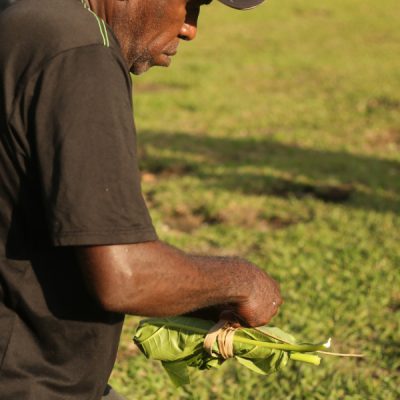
[75,240,282,327]
[220,266,282,327]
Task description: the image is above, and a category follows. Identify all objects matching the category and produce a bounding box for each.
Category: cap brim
[218,0,265,10]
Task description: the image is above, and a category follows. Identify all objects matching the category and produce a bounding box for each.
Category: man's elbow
[79,260,138,314]
[95,287,153,316]
[94,288,127,314]
[90,269,140,314]
[75,242,163,316]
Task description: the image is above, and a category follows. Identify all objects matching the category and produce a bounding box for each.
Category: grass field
[109,0,400,398]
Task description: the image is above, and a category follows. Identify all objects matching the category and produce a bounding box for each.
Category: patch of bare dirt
[142,172,158,183]
[357,95,400,115]
[213,203,302,230]
[164,205,205,233]
[365,128,400,151]
[164,202,305,234]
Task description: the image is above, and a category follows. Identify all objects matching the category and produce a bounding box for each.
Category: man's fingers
[218,310,243,328]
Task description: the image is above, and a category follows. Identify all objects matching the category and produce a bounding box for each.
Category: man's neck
[85,0,135,70]
[87,0,112,23]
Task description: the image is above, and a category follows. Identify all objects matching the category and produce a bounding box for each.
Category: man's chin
[130,57,172,75]
[130,61,152,75]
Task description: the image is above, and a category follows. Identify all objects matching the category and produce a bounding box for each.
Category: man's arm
[75,240,282,327]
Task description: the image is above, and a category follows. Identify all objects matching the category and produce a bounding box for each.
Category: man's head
[112,0,210,75]
[90,0,264,75]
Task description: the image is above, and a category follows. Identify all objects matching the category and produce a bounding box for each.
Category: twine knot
[203,320,237,359]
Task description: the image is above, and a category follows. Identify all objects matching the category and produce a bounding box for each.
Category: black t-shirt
[0,0,157,399]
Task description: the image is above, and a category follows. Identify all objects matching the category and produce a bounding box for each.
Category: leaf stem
[316,350,364,358]
[290,352,321,365]
[233,336,327,352]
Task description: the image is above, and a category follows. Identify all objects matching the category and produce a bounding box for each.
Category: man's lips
[157,43,179,67]
[164,42,179,57]
[165,50,177,57]
[158,53,175,67]
[157,49,177,66]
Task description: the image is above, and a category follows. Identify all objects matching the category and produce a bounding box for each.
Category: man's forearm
[76,240,282,326]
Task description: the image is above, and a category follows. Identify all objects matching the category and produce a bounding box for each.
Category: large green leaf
[162,361,190,386]
[236,351,288,375]
[134,317,213,361]
[254,326,297,344]
[133,317,329,386]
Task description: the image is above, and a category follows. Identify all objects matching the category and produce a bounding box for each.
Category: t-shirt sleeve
[31,45,158,246]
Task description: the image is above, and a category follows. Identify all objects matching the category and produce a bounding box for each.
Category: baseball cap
[218,0,265,10]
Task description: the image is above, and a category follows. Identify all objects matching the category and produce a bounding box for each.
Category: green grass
[109,0,400,398]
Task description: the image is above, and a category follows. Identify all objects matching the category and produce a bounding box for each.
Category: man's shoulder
[0,0,118,63]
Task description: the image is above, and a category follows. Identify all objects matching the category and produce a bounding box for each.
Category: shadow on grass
[139,131,400,214]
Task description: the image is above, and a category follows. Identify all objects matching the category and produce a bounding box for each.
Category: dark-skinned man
[0,0,282,399]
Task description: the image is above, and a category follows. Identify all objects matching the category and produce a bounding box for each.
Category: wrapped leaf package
[133,316,340,386]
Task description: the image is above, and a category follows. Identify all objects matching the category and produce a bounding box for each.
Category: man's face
[114,0,211,75]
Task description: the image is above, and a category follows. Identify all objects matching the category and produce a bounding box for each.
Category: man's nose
[178,5,200,41]
[179,23,197,41]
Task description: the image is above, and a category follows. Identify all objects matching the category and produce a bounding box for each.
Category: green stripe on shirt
[79,0,110,47]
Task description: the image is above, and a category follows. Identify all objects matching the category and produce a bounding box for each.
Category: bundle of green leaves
[133,316,336,386]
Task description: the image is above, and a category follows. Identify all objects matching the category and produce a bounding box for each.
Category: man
[0,0,282,399]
